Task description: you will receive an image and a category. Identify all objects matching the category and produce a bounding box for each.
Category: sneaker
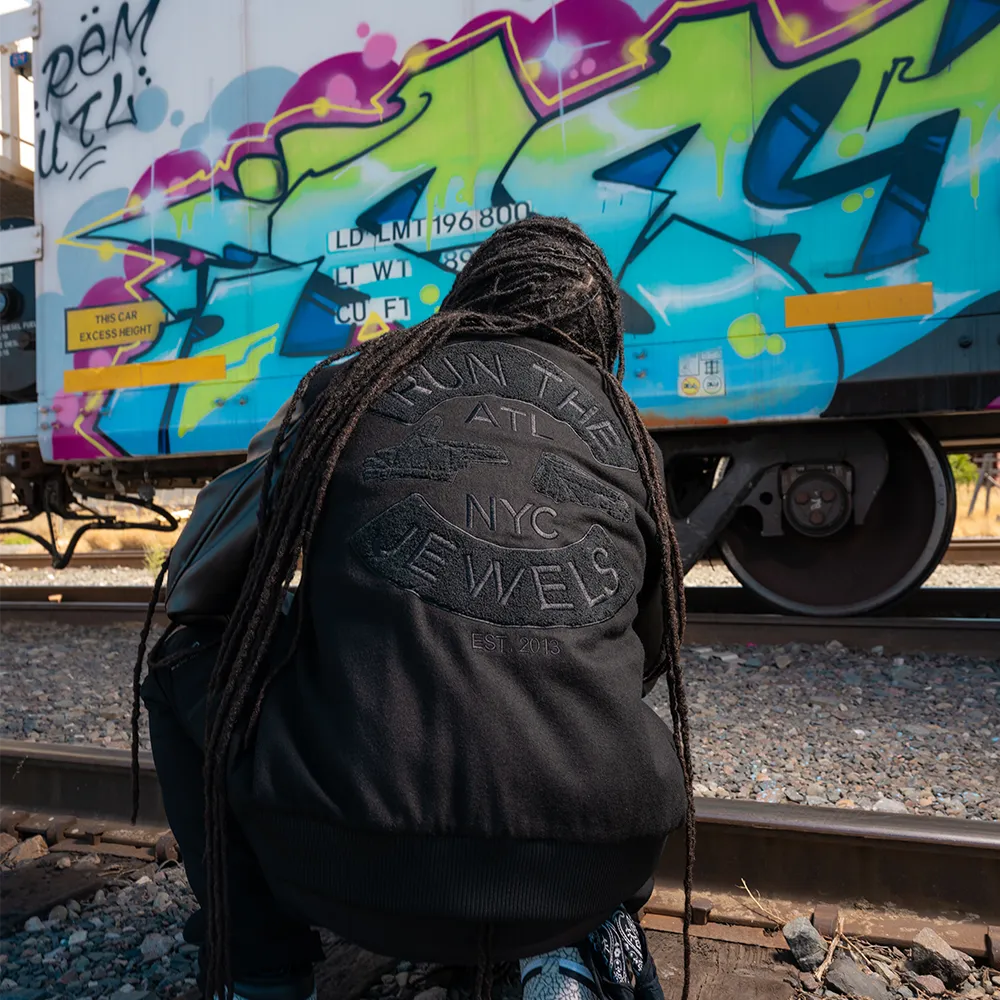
[179,970,316,1000]
[224,978,316,1000]
[521,946,601,999]
[586,907,664,1000]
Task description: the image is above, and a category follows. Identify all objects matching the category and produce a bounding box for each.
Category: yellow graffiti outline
[56,0,889,299]
[65,339,155,456]
[71,389,116,457]
[71,414,114,456]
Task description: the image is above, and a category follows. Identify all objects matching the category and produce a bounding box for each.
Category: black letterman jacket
[164,333,685,927]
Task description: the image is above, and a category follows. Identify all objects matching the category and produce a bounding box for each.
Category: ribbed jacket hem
[249,809,665,923]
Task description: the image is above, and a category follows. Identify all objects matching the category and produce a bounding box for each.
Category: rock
[67,930,88,946]
[874,798,909,814]
[786,789,805,803]
[775,655,793,668]
[0,981,17,992]
[825,955,893,1000]
[67,898,81,914]
[903,972,948,997]
[152,891,172,911]
[0,833,17,855]
[93,889,106,904]
[23,916,45,933]
[48,905,68,922]
[800,971,821,992]
[139,932,174,961]
[756,787,784,803]
[783,917,827,971]
[55,856,72,869]
[910,928,974,987]
[806,795,829,807]
[871,961,899,987]
[6,836,48,865]
[415,989,448,1000]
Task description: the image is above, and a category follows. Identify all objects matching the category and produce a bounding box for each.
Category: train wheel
[718,421,955,616]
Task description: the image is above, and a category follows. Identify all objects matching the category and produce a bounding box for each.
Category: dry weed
[954,483,1000,537]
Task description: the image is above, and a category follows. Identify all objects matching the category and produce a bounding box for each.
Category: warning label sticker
[678,348,725,398]
[66,301,165,353]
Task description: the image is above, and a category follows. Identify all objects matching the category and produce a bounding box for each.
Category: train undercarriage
[3,411,996,615]
[661,414,995,616]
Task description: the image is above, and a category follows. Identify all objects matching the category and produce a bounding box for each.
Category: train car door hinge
[0,223,42,264]
[0,2,40,46]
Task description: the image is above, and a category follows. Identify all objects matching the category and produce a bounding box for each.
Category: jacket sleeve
[163,397,300,624]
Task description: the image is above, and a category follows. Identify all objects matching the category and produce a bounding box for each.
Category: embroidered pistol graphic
[363,417,509,483]
[532,453,631,522]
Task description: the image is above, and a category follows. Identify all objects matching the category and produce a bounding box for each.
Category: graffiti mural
[35,0,1000,461]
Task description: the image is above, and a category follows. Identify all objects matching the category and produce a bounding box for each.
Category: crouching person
[134,217,695,1000]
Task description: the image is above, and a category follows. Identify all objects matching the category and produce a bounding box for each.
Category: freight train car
[1,0,998,614]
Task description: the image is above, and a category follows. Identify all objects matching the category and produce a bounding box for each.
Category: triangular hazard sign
[356,310,390,342]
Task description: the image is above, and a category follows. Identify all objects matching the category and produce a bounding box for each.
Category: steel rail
[941,537,1000,565]
[2,538,997,571]
[3,586,998,653]
[1,740,166,827]
[1,739,997,961]
[0,549,152,570]
[3,584,998,614]
[684,611,1000,654]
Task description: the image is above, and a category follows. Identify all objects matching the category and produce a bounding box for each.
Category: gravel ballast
[647,640,1000,821]
[0,857,199,998]
[2,620,997,820]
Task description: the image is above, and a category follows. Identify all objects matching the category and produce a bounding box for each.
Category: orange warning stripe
[63,355,226,393]
[784,282,934,328]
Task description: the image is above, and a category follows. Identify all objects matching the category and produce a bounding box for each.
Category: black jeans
[141,626,323,979]
[142,626,655,972]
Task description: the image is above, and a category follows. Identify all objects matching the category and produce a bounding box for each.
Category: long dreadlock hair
[132,215,694,999]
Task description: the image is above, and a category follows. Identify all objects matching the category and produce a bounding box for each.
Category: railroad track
[1,739,997,963]
[942,537,1000,565]
[2,584,998,654]
[2,536,998,571]
[0,549,152,570]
